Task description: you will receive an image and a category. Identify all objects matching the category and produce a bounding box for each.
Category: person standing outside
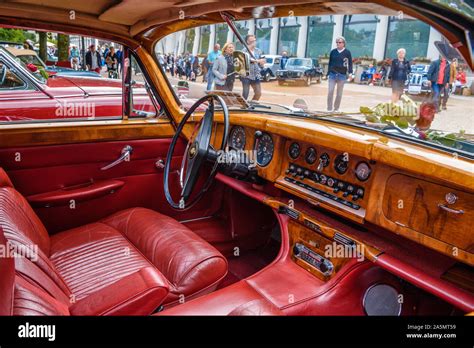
[206,44,221,91]
[388,48,411,102]
[427,55,450,112]
[213,43,236,91]
[326,36,353,112]
[280,51,289,69]
[242,35,266,101]
[442,58,458,110]
[85,44,102,74]
[69,45,80,70]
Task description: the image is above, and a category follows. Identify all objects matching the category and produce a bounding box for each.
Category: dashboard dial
[334,153,349,174]
[305,147,317,165]
[288,142,301,159]
[255,133,274,167]
[319,153,330,167]
[229,126,246,150]
[355,162,371,181]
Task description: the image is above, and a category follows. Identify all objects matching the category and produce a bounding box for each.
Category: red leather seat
[0,168,227,315]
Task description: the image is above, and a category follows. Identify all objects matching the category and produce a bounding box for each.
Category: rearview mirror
[233,51,250,77]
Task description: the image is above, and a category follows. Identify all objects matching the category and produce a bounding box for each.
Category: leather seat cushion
[101,208,228,304]
[50,222,157,301]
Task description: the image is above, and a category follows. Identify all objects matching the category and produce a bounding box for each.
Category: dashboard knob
[327,178,335,187]
[293,244,302,256]
[352,195,359,201]
[303,170,310,177]
[342,191,349,197]
[333,188,340,193]
[319,262,328,273]
[319,175,327,185]
[346,185,354,193]
[356,188,364,197]
[254,130,263,138]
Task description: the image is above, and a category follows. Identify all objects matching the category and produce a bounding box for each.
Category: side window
[130,55,161,118]
[0,28,126,124]
[0,60,26,90]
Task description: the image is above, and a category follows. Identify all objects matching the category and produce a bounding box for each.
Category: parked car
[404,64,431,97]
[260,54,282,82]
[5,46,101,78]
[276,57,323,86]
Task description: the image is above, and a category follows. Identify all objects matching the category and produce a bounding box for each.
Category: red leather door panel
[0,138,224,233]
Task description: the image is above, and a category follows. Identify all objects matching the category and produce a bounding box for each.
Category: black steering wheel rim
[163,94,229,210]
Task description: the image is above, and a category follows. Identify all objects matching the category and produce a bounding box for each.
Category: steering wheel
[164,94,229,210]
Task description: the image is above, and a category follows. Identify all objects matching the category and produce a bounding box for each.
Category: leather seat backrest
[0,168,51,255]
[0,226,70,316]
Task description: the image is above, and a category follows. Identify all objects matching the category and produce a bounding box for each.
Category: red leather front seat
[0,168,227,315]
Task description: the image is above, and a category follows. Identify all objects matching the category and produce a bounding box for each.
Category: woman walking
[388,48,411,102]
[212,43,236,91]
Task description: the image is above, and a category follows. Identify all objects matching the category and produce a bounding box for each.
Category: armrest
[27,179,124,207]
[69,267,169,316]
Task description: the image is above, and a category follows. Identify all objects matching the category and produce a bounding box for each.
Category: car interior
[0,0,472,318]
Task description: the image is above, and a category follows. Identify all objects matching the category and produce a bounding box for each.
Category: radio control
[292,243,334,276]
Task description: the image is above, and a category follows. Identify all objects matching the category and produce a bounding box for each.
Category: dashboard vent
[334,232,356,249]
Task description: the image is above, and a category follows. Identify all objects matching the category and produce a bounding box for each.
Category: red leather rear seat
[0,168,227,315]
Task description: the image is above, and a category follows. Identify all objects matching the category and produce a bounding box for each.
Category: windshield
[287,58,312,67]
[0,47,47,84]
[156,13,473,156]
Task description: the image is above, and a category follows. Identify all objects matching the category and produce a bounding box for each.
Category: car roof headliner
[0,0,471,68]
[0,1,396,37]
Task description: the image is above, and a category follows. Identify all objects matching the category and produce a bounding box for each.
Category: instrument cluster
[287,141,372,183]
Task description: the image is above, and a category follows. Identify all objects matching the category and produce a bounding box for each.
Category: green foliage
[0,28,35,44]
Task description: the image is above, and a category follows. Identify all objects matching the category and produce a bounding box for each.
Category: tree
[38,32,47,62]
[57,34,70,61]
[0,28,35,44]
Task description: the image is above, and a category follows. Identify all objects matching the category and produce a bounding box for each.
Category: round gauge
[305,147,317,165]
[319,153,330,167]
[334,154,349,175]
[229,126,246,150]
[355,162,372,181]
[255,133,274,167]
[288,142,301,160]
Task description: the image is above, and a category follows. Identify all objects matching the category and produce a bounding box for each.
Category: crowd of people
[159,34,469,114]
[61,44,123,78]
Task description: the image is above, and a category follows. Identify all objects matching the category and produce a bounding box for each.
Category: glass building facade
[256,19,272,54]
[385,17,431,59]
[169,15,434,61]
[343,15,378,58]
[306,15,334,58]
[278,16,299,56]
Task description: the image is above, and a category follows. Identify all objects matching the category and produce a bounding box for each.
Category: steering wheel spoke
[164,95,229,210]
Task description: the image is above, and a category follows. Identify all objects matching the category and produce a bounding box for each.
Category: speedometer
[229,126,246,150]
[355,162,371,181]
[255,133,274,167]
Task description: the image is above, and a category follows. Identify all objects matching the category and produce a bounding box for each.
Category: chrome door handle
[101,145,133,170]
[438,203,464,215]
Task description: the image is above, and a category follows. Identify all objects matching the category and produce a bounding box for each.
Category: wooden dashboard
[209,113,474,267]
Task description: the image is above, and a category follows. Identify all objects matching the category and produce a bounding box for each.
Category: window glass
[278,17,299,56]
[0,60,26,89]
[199,26,211,55]
[234,21,250,51]
[385,17,430,59]
[306,16,334,59]
[130,54,159,118]
[343,14,378,58]
[0,28,125,124]
[256,19,272,54]
[215,24,228,48]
